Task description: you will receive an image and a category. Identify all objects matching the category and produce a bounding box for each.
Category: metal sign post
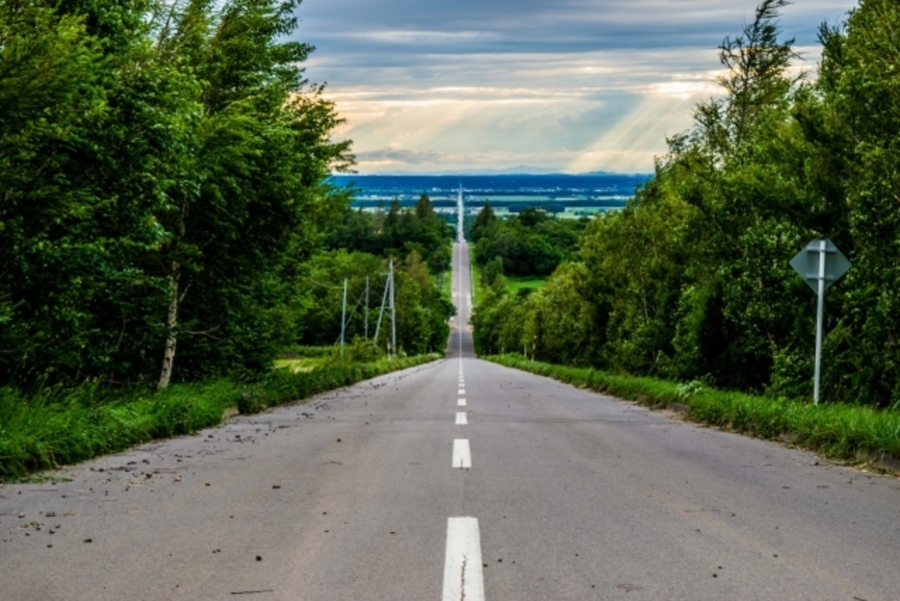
[813,240,825,406]
[790,238,851,404]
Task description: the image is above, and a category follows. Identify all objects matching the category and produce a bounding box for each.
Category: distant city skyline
[297,0,856,174]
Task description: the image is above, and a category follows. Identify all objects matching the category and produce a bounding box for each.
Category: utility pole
[389,260,396,359]
[374,270,389,347]
[340,277,347,357]
[365,277,370,340]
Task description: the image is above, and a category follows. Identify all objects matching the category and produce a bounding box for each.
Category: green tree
[153,0,352,386]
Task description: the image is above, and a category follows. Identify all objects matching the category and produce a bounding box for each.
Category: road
[1,240,900,600]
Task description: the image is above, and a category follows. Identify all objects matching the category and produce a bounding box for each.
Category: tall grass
[0,354,440,480]
[487,355,900,462]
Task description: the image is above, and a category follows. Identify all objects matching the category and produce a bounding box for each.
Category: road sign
[790,239,851,294]
[790,238,851,405]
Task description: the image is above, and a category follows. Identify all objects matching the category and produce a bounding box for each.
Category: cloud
[357,147,445,164]
[297,0,858,173]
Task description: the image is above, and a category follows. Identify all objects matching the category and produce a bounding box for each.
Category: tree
[153,0,352,386]
[0,0,353,389]
[815,0,900,404]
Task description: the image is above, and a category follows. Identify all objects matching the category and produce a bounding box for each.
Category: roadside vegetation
[0,0,454,476]
[316,194,456,355]
[473,0,900,412]
[488,355,900,465]
[0,352,439,481]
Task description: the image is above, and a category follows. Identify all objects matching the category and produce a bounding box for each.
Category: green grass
[506,275,547,294]
[469,262,546,302]
[0,353,441,480]
[280,345,335,358]
[486,354,900,463]
[274,357,329,373]
[471,262,483,306]
[439,268,451,301]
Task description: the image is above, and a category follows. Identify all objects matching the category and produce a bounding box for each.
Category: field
[507,275,548,294]
[469,264,547,305]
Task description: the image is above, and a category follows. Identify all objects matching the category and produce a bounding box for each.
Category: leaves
[0,0,353,387]
[474,0,900,406]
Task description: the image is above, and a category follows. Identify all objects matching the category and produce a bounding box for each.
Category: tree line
[287,195,455,355]
[469,205,588,278]
[473,0,900,406]
[0,0,453,391]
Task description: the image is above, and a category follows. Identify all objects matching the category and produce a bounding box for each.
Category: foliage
[470,205,588,277]
[0,0,352,387]
[284,249,454,355]
[474,0,900,409]
[325,194,454,273]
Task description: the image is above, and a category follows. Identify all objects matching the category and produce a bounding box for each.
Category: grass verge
[506,275,547,295]
[0,354,440,481]
[471,262,482,306]
[486,354,900,464]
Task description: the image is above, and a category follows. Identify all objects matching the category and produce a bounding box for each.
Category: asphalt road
[1,241,900,600]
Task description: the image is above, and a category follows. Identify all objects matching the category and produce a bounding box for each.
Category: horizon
[300,0,855,175]
[330,170,654,178]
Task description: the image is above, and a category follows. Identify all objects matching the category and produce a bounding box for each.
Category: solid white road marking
[442,517,485,601]
[458,398,466,406]
[452,439,472,468]
[456,412,468,425]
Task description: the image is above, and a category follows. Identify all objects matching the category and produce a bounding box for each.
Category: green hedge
[0,354,440,480]
[487,355,900,462]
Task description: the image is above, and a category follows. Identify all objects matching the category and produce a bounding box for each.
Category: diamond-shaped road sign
[790,238,851,404]
[790,238,851,293]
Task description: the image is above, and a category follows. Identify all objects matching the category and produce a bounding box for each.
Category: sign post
[789,238,851,404]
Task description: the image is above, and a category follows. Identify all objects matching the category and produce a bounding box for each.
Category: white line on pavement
[456,412,468,425]
[458,389,465,395]
[452,439,471,468]
[458,398,466,406]
[442,517,485,601]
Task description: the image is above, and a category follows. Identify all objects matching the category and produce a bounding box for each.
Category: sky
[295,0,857,175]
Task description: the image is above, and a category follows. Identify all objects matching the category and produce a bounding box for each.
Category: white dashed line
[442,517,485,601]
[456,412,468,425]
[458,398,466,407]
[458,389,465,396]
[452,439,471,468]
